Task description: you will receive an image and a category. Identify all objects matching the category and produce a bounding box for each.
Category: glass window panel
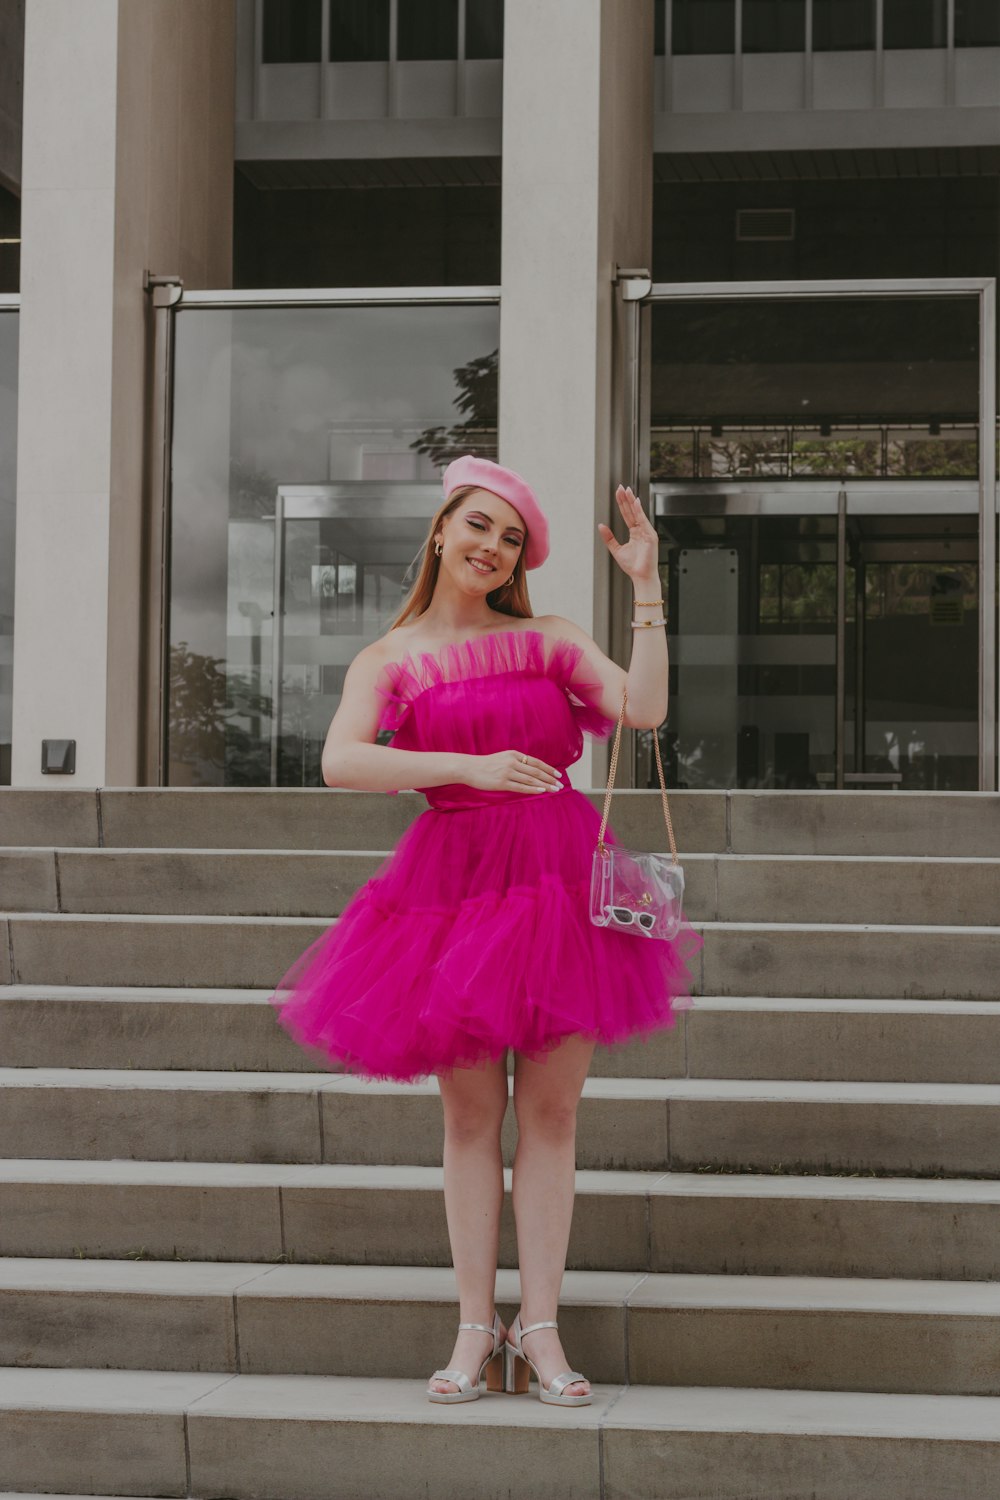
[853,516,979,791]
[883,0,947,47]
[397,0,459,60]
[653,514,839,790]
[955,0,1000,44]
[329,0,389,61]
[0,310,17,785]
[466,0,504,59]
[262,0,321,63]
[886,426,978,477]
[672,0,736,54]
[742,0,806,53]
[655,0,666,55]
[650,297,979,441]
[812,0,875,49]
[167,302,499,787]
[650,431,696,478]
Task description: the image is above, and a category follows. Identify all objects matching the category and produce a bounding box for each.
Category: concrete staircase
[1,786,999,1500]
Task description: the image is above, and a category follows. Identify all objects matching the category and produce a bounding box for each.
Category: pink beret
[442,454,549,570]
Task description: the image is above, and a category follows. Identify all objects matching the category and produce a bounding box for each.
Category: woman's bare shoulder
[347,634,400,682]
[532,613,595,649]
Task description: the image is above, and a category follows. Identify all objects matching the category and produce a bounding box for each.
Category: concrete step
[2,1160,998,1279]
[5,986,1000,1083]
[4,785,1000,856]
[3,1259,999,1395]
[2,1068,999,1175]
[6,846,1000,925]
[4,912,999,996]
[1,1366,997,1499]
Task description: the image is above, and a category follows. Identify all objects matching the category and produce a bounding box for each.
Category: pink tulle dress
[269,627,702,1082]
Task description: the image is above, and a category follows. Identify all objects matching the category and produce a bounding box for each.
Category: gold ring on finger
[521,755,528,764]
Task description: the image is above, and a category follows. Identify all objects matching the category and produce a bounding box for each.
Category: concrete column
[498,0,653,786]
[11,0,234,788]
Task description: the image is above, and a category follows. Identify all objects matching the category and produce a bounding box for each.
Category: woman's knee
[512,1090,580,1143]
[441,1097,506,1146]
[439,1066,508,1144]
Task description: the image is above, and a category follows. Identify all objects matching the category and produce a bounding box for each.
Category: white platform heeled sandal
[503,1314,592,1406]
[426,1310,505,1403]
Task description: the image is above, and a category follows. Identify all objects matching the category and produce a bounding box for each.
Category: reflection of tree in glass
[230,457,279,520]
[887,439,977,479]
[650,437,695,480]
[759,564,838,625]
[168,642,273,786]
[411,349,498,466]
[650,429,979,482]
[866,563,977,618]
[792,438,880,478]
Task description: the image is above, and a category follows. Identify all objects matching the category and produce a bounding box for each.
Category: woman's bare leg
[510,1033,595,1398]
[428,1052,510,1395]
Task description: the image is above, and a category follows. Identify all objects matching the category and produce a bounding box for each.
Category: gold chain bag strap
[589,684,685,940]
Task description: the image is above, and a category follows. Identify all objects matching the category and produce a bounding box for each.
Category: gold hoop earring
[434,541,443,557]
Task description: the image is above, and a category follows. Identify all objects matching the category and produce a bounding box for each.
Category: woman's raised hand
[463,750,563,794]
[597,484,659,583]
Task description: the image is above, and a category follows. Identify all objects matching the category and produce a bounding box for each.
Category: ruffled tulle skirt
[269,786,702,1082]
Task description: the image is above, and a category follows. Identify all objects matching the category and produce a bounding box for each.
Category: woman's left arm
[542,484,668,730]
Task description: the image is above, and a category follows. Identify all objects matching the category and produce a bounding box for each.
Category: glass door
[648,488,979,790]
[269,484,440,786]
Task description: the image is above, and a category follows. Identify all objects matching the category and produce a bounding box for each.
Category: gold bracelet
[631,617,667,628]
[633,598,663,607]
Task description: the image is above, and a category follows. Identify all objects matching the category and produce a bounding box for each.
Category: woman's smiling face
[437,489,526,589]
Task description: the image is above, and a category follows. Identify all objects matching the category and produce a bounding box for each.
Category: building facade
[2,0,999,793]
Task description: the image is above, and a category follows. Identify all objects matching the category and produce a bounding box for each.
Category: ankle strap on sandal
[458,1320,496,1334]
[519,1319,559,1335]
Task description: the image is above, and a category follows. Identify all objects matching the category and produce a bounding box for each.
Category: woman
[270,454,701,1408]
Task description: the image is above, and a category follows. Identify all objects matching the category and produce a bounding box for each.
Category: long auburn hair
[389,484,534,629]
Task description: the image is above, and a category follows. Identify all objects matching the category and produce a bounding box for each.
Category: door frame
[619,276,998,792]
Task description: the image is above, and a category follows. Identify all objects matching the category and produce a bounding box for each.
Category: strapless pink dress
[269,628,702,1081]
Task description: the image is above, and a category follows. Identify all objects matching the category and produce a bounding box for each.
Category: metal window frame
[625,275,998,792]
[143,282,501,787]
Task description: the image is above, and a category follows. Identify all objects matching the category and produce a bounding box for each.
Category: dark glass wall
[812,0,876,50]
[742,0,807,52]
[262,0,322,63]
[883,0,947,48]
[656,0,996,51]
[234,170,501,289]
[397,0,459,60]
[672,0,735,54]
[955,0,1000,45]
[654,174,1000,285]
[329,0,390,61]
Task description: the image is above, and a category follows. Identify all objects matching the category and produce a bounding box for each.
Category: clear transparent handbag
[589,685,685,941]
